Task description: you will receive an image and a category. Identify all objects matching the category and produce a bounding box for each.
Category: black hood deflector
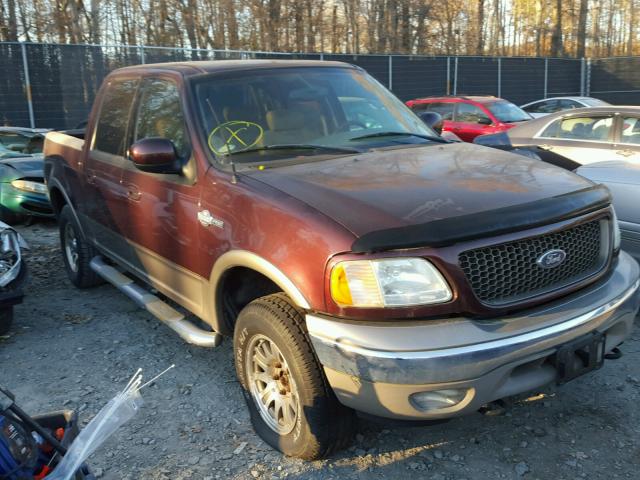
[351,184,611,253]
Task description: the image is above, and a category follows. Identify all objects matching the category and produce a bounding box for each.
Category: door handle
[86,174,97,185]
[127,187,141,201]
[616,149,635,157]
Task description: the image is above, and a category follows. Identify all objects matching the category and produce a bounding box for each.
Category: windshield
[582,98,610,107]
[0,131,43,156]
[486,100,531,123]
[192,67,438,165]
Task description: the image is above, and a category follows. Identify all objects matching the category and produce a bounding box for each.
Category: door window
[621,117,640,144]
[539,116,614,141]
[559,99,582,110]
[133,79,190,160]
[455,103,491,124]
[93,79,139,156]
[424,102,454,120]
[525,100,560,114]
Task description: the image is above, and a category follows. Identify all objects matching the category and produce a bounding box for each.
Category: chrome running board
[90,256,222,347]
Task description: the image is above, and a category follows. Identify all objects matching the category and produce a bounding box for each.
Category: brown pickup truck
[44,60,640,459]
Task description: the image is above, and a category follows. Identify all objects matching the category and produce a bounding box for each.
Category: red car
[406,95,532,142]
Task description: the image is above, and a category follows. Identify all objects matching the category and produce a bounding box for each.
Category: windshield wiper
[348,131,447,143]
[225,144,361,156]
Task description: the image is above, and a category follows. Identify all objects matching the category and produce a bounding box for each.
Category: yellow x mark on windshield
[224,126,249,147]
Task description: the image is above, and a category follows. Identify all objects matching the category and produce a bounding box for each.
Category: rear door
[84,77,138,255]
[533,113,616,165]
[119,76,205,313]
[450,102,493,142]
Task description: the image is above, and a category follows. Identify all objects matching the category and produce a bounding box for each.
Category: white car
[474,106,640,166]
[521,96,610,118]
[576,161,640,261]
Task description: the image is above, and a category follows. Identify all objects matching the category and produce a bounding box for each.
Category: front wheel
[234,293,356,459]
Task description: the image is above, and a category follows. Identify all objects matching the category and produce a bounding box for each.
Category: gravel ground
[2,221,640,480]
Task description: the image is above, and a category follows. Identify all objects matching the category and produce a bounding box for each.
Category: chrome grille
[459,220,607,306]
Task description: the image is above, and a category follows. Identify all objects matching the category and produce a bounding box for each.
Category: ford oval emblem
[536,249,567,269]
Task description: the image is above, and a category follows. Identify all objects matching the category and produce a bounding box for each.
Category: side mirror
[477,117,493,126]
[418,111,444,134]
[129,138,181,174]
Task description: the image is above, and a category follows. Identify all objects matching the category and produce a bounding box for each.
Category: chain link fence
[589,57,640,105]
[0,42,593,130]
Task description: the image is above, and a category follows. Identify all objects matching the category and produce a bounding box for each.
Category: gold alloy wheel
[246,334,300,434]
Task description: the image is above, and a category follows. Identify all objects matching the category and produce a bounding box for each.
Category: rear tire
[234,293,356,459]
[59,205,102,288]
[0,307,12,335]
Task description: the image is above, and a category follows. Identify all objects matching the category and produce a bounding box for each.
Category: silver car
[577,161,640,262]
[521,97,610,118]
[475,106,640,166]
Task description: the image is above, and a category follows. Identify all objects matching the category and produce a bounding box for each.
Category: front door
[83,77,138,256]
[119,77,205,314]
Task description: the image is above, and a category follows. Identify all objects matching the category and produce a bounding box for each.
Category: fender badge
[197,210,224,229]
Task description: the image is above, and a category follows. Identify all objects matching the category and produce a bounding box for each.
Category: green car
[0,128,54,223]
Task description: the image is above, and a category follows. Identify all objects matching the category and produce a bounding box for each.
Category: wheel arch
[46,177,87,239]
[206,250,311,335]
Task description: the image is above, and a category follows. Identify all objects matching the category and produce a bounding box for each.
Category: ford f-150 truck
[44,60,640,459]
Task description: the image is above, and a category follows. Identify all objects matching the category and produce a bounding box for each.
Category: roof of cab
[112,59,355,76]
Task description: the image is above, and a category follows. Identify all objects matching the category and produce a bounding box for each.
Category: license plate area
[553,332,606,385]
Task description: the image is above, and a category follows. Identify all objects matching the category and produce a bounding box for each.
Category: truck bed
[43,131,85,170]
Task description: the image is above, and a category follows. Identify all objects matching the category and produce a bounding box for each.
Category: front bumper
[307,251,640,420]
[0,183,54,217]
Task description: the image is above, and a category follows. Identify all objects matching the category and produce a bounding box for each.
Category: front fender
[203,250,311,333]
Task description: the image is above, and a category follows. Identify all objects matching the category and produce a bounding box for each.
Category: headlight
[611,207,621,252]
[11,179,48,195]
[330,258,452,308]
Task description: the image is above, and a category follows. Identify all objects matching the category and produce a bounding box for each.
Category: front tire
[59,205,102,288]
[234,293,356,459]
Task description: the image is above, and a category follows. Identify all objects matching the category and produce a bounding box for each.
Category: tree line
[0,0,636,57]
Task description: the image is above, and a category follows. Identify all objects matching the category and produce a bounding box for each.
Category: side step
[89,256,222,348]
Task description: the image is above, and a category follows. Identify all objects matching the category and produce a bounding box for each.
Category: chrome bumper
[307,251,640,419]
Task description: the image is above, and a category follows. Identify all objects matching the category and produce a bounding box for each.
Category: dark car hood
[245,142,594,238]
[0,156,44,179]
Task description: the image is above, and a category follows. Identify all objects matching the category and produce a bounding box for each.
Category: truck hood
[245,142,595,238]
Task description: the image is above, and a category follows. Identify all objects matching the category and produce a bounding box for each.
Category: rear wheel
[59,205,102,288]
[234,293,356,459]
